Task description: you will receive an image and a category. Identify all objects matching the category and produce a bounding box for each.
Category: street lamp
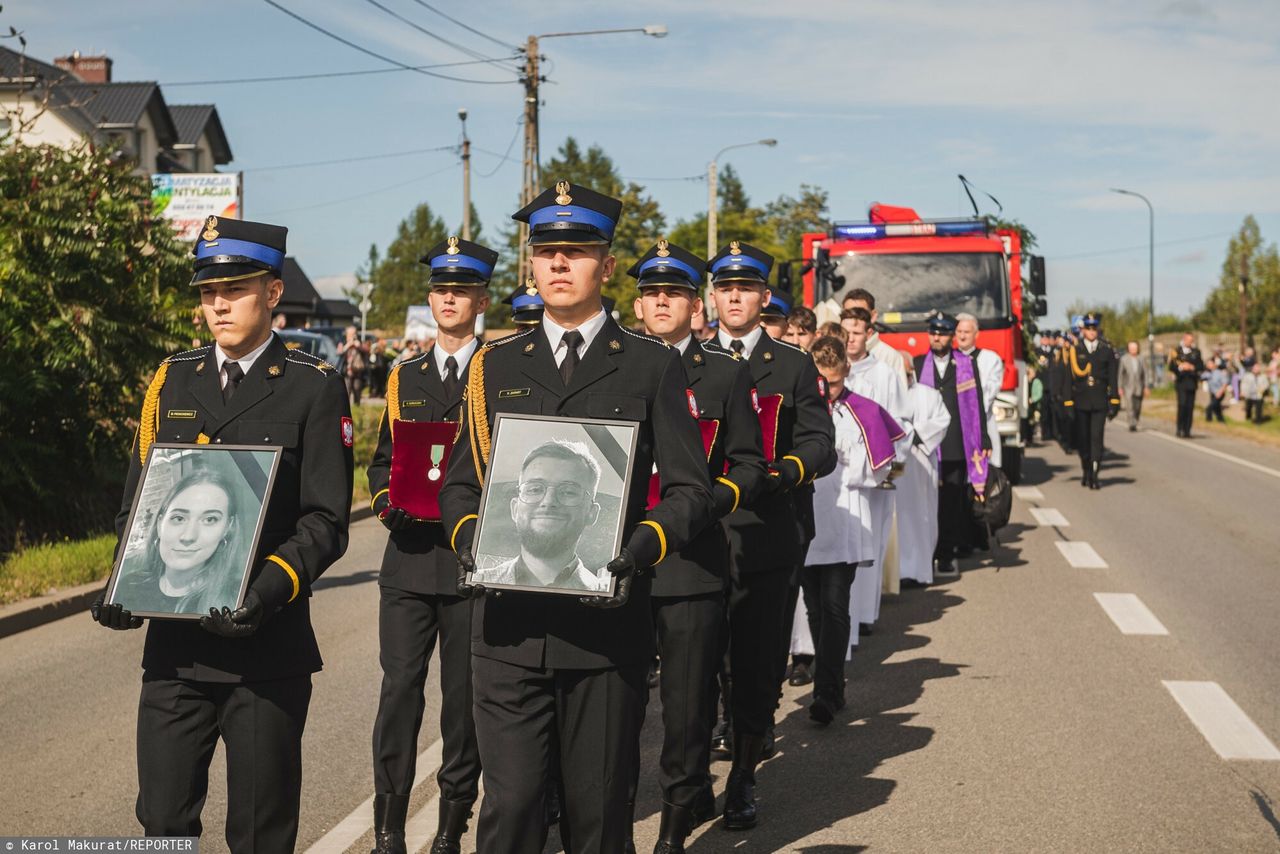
[515,24,668,278]
[459,108,471,241]
[1110,188,1155,382]
[708,139,778,283]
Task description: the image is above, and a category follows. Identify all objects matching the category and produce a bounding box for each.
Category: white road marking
[1013,486,1044,500]
[1055,541,1108,568]
[1147,430,1280,479]
[1093,593,1169,635]
[1030,507,1070,527]
[1163,681,1280,761]
[303,739,444,854]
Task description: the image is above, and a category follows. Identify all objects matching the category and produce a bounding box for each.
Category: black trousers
[1246,399,1265,423]
[1176,384,1197,434]
[799,563,857,702]
[635,592,724,808]
[136,674,311,853]
[1205,393,1226,422]
[1055,404,1076,450]
[723,567,792,736]
[372,585,480,802]
[1074,408,1107,465]
[1039,397,1056,440]
[936,459,979,559]
[471,656,646,854]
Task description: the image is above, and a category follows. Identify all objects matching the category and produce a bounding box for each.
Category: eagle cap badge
[524,276,538,297]
[446,235,460,255]
[202,215,219,242]
[656,238,670,258]
[729,240,742,256]
[555,181,573,206]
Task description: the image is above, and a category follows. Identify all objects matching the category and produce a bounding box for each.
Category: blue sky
[20,0,1280,322]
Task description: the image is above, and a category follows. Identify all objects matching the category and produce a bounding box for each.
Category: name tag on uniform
[167,409,197,419]
[402,399,427,407]
[499,388,531,398]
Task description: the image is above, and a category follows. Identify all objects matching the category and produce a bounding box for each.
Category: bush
[0,139,190,554]
[0,534,116,605]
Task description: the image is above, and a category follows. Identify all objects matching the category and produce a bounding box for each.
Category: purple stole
[919,349,989,493]
[835,388,904,471]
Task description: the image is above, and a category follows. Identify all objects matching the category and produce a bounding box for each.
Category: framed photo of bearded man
[469,414,639,598]
[105,444,282,620]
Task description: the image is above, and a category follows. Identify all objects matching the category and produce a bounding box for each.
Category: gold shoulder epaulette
[466,345,491,484]
[138,361,170,464]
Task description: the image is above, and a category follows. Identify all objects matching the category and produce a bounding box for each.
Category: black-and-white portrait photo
[107,444,280,619]
[470,414,638,597]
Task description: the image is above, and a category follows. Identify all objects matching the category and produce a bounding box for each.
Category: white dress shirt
[717,325,764,359]
[432,338,479,380]
[215,333,275,389]
[673,334,693,355]
[543,309,608,368]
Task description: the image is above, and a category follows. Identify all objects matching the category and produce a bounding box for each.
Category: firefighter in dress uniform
[366,237,497,854]
[92,217,353,853]
[1065,312,1120,489]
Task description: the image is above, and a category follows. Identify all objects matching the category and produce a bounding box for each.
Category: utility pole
[518,35,541,281]
[706,159,718,294]
[459,108,471,241]
[1238,253,1249,352]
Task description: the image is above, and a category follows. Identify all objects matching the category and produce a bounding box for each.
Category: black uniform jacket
[114,334,354,682]
[367,348,468,596]
[1167,346,1205,390]
[1066,341,1120,411]
[439,315,715,670]
[722,334,835,571]
[1048,347,1072,404]
[651,340,767,597]
[913,350,992,462]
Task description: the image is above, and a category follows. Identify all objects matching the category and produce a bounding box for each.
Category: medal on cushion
[427,444,445,481]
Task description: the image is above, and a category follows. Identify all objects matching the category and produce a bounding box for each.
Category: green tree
[986,216,1038,252]
[717,164,751,216]
[0,139,190,552]
[1062,298,1186,347]
[367,204,448,331]
[1193,216,1280,347]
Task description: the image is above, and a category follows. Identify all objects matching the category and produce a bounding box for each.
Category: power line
[260,0,518,85]
[164,58,516,87]
[242,145,458,173]
[620,174,706,183]
[403,0,520,51]
[256,161,460,218]
[358,0,518,67]
[1049,231,1233,261]
[473,117,522,178]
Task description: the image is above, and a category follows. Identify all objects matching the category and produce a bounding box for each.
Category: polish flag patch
[817,376,828,399]
[341,416,354,447]
[750,388,760,413]
[686,389,699,418]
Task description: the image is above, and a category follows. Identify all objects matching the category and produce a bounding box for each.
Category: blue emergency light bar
[830,220,989,240]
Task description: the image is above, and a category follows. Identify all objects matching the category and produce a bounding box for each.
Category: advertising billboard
[152,173,242,242]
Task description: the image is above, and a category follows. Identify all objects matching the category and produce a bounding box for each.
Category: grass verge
[0,534,116,606]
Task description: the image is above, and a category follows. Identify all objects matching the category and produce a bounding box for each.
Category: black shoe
[654,801,696,853]
[935,558,959,577]
[710,720,733,759]
[691,781,717,826]
[429,798,472,854]
[788,661,813,686]
[954,546,974,559]
[1090,461,1102,490]
[722,733,764,831]
[1129,424,1137,432]
[809,694,836,725]
[859,622,875,636]
[372,794,409,854]
[761,725,776,759]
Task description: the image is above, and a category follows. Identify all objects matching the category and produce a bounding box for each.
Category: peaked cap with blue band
[1081,311,1102,328]
[709,240,773,285]
[191,216,287,285]
[419,236,498,286]
[761,281,793,318]
[504,281,545,326]
[513,180,623,246]
[927,311,958,334]
[627,239,705,291]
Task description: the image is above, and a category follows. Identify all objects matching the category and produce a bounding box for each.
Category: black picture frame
[105,443,282,620]
[469,413,640,598]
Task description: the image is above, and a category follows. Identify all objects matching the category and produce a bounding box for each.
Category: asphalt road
[3,419,1279,852]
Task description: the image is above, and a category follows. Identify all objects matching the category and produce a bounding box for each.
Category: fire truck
[802,203,1046,484]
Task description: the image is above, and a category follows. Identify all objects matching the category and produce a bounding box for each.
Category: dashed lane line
[1029,507,1070,527]
[1093,593,1169,635]
[1055,541,1108,568]
[1147,430,1280,479]
[303,738,444,854]
[1163,681,1280,761]
[1012,485,1044,500]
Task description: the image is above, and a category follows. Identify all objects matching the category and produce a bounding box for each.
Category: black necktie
[443,355,459,399]
[729,339,745,355]
[560,330,584,387]
[223,361,245,403]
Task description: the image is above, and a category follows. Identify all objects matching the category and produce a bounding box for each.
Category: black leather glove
[455,547,495,599]
[374,493,413,531]
[1108,403,1120,421]
[580,547,636,609]
[90,598,142,631]
[200,590,266,638]
[769,457,803,492]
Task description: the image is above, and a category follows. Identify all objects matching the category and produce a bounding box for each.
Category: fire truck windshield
[831,252,1009,324]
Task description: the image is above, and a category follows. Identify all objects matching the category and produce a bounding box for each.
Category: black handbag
[973,465,1012,531]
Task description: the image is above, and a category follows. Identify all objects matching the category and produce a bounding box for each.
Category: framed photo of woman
[105,444,282,620]
[468,414,639,598]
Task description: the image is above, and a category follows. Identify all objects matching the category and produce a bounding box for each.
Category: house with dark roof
[0,47,232,175]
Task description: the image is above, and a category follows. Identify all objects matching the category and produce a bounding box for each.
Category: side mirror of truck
[1027,255,1046,298]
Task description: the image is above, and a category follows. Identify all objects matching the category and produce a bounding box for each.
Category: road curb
[0,502,377,641]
